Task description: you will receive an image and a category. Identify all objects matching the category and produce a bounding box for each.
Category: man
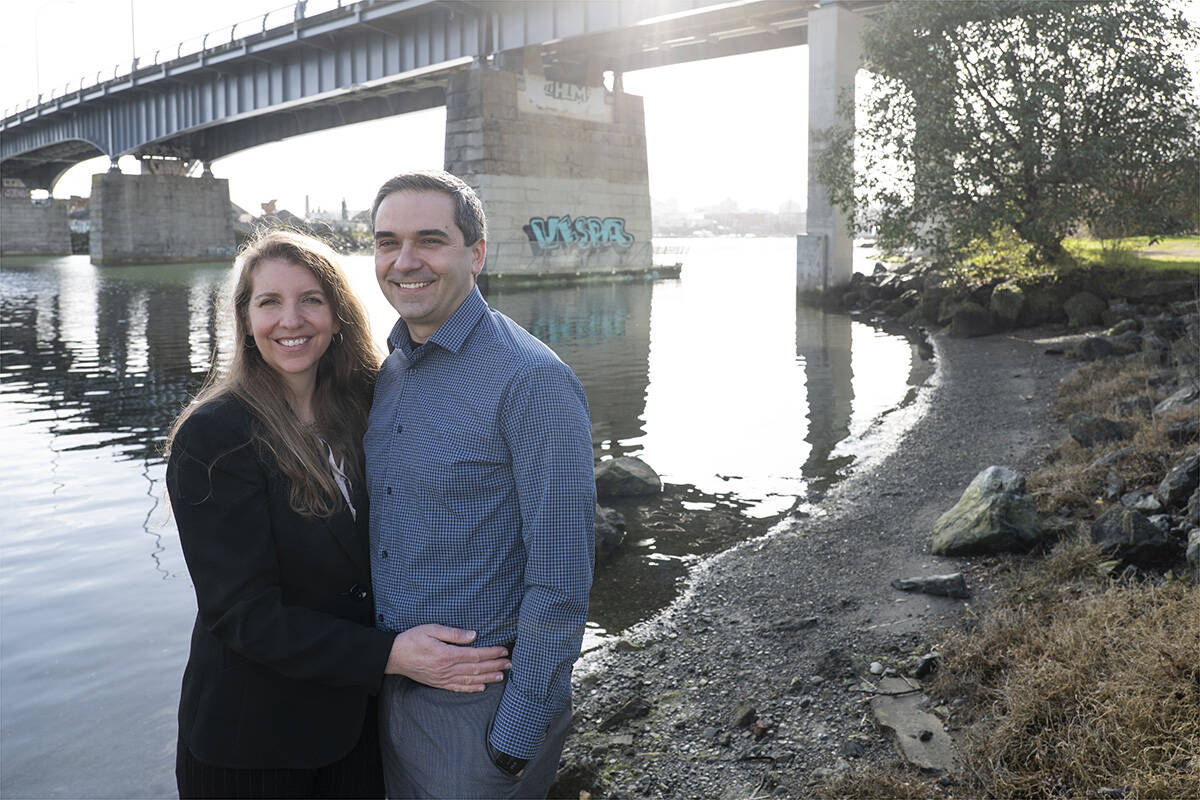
[364,170,595,798]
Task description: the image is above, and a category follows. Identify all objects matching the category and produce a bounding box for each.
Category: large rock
[988,281,1026,327]
[1064,291,1107,327]
[946,301,996,338]
[1067,413,1133,448]
[931,466,1042,555]
[1165,416,1200,445]
[1154,381,1200,416]
[594,505,627,562]
[1091,505,1181,567]
[1072,336,1114,361]
[1157,451,1200,509]
[919,287,952,323]
[595,456,662,498]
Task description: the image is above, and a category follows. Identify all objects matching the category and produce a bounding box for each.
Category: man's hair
[371,170,487,246]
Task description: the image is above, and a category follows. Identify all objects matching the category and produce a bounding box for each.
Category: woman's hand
[385,624,510,692]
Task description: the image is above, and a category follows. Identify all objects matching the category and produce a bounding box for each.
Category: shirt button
[396,424,403,433]
[386,486,392,495]
[377,613,384,622]
[381,549,388,558]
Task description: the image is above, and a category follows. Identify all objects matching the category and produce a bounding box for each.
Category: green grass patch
[1064,234,1200,271]
[951,231,1198,288]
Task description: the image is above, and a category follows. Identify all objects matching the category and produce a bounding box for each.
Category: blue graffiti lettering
[524,215,635,253]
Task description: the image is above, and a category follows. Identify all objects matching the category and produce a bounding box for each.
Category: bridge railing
[3,0,350,123]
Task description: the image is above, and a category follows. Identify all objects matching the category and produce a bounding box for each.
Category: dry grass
[935,545,1200,799]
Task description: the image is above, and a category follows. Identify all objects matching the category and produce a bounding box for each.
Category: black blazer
[166,395,394,769]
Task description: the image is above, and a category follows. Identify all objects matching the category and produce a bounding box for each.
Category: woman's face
[246,258,338,392]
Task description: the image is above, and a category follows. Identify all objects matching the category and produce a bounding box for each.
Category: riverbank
[554,324,1083,798]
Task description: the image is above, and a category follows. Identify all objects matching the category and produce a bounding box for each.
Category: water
[0,237,929,797]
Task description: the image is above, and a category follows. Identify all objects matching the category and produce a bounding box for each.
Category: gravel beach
[557,327,1079,799]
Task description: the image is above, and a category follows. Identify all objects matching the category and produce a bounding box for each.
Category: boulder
[1120,489,1162,513]
[1089,446,1134,471]
[595,456,662,498]
[1109,331,1144,355]
[1107,318,1139,336]
[1022,280,1071,325]
[1067,413,1134,448]
[919,287,952,323]
[1157,451,1199,509]
[594,506,627,562]
[1166,416,1200,445]
[1102,303,1138,328]
[931,466,1042,555]
[1064,291,1107,328]
[1091,505,1181,567]
[1187,488,1200,528]
[1154,381,1200,416]
[946,301,996,338]
[1072,336,1114,361]
[989,281,1026,328]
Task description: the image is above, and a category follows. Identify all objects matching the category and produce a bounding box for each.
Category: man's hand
[385,624,510,692]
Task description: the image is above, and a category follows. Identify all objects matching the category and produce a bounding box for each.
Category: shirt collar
[386,286,488,355]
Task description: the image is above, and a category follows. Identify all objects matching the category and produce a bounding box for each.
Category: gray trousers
[379,676,570,799]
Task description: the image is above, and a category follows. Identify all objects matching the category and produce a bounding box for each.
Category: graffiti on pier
[524,215,635,254]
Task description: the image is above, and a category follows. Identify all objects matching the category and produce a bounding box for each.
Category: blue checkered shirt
[365,287,595,759]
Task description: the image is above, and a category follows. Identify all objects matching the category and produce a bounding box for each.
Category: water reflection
[1,258,232,462]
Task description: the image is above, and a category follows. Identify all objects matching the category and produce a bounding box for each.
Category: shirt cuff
[488,682,558,759]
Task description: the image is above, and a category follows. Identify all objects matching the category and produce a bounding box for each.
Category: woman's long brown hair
[166,228,381,517]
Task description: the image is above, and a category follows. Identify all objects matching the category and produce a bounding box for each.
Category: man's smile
[392,279,434,290]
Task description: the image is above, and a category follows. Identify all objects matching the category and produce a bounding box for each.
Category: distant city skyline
[2,0,813,216]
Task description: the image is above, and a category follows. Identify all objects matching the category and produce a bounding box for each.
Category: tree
[817,0,1199,264]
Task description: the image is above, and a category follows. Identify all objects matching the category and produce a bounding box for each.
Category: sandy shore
[558,327,1079,799]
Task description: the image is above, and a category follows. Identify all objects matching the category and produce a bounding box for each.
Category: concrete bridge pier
[89,168,235,265]
[444,63,653,279]
[798,1,865,293]
[0,185,71,257]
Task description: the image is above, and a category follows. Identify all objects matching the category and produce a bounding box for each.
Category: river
[0,236,930,797]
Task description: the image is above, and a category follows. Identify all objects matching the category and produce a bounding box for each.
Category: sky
[0,0,813,216]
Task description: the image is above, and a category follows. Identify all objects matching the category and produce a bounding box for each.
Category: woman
[166,229,508,798]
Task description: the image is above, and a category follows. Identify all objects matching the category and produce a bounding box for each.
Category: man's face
[373,190,485,342]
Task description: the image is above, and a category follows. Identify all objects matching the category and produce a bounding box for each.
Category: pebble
[869,661,884,675]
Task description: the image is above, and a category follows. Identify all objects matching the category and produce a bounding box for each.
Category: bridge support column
[444,67,653,279]
[89,173,235,265]
[800,1,864,292]
[1,189,71,257]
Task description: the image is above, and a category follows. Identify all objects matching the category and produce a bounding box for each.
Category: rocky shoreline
[554,261,1198,799]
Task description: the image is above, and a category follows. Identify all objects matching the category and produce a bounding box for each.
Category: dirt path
[558,327,1078,799]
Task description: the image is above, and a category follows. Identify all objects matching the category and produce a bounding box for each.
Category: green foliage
[817,0,1200,266]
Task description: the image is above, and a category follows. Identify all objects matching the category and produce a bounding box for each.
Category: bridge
[1,0,881,283]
